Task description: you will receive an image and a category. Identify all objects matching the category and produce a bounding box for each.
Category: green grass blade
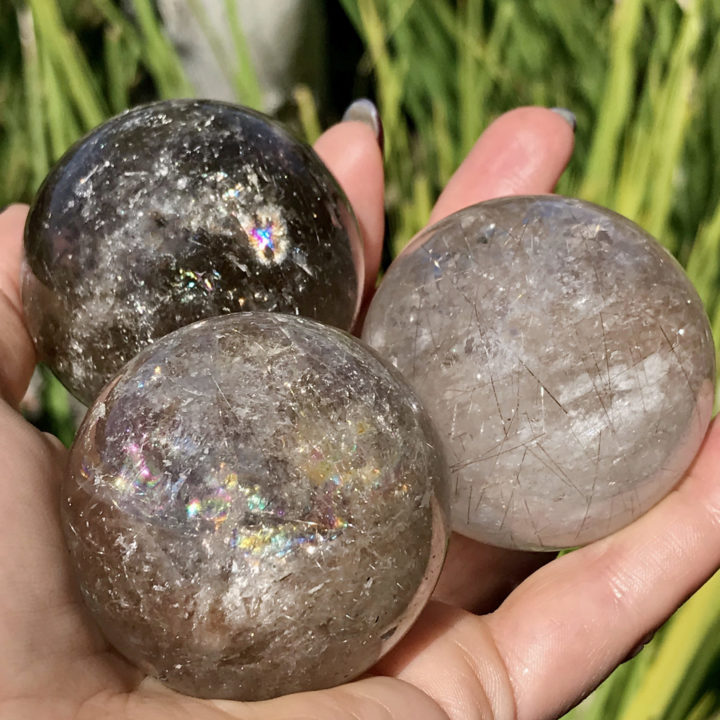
[16,5,48,192]
[580,0,646,205]
[40,369,76,448]
[103,25,131,114]
[130,0,193,98]
[28,0,106,130]
[223,0,263,109]
[616,571,720,720]
[293,84,322,144]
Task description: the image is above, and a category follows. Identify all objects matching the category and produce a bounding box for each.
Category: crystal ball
[362,196,715,550]
[62,313,449,700]
[23,99,363,405]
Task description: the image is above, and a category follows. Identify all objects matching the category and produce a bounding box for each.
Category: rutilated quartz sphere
[362,195,715,551]
[23,99,363,405]
[62,313,449,700]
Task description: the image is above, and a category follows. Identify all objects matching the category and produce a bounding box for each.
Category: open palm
[3,108,720,720]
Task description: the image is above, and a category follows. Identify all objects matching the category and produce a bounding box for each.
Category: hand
[2,107,719,720]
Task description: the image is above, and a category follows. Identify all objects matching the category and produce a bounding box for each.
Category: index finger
[429,107,575,225]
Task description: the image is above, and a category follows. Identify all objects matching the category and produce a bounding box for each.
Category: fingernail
[342,98,384,152]
[550,107,577,133]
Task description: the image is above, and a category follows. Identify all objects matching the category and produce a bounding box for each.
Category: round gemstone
[23,99,363,405]
[63,313,449,700]
[362,196,715,550]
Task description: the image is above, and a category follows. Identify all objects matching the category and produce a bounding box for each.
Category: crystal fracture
[23,100,363,405]
[63,313,449,700]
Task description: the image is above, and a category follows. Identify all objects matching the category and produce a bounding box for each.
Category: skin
[2,106,720,720]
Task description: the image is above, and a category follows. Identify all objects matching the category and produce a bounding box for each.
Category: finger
[0,205,36,407]
[483,415,720,719]
[374,601,515,720]
[429,106,575,225]
[375,420,720,720]
[314,122,385,300]
[432,533,553,613]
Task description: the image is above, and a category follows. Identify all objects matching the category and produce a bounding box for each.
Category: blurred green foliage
[2,1,720,718]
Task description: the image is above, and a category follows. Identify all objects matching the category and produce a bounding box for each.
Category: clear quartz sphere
[362,196,715,550]
[23,99,363,405]
[63,312,449,700]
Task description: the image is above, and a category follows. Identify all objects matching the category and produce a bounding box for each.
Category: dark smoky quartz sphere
[63,313,449,700]
[23,99,363,405]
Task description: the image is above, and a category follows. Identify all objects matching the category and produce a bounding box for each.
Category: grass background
[2,0,720,717]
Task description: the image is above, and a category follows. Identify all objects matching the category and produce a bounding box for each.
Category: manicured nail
[550,107,577,132]
[342,98,384,152]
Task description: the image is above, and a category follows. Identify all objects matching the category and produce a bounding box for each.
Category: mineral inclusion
[23,99,363,405]
[362,196,715,550]
[63,313,449,700]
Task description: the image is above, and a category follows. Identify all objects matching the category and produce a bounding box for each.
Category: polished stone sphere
[362,196,715,550]
[23,99,363,405]
[63,313,449,700]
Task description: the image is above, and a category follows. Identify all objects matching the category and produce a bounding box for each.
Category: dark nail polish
[342,98,384,152]
[550,107,577,133]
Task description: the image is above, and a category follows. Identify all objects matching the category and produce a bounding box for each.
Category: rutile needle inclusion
[363,196,715,550]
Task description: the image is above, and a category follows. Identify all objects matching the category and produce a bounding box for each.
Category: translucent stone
[362,196,715,550]
[23,99,363,405]
[63,313,449,700]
